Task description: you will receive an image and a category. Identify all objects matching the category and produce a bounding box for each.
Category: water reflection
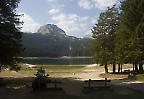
[22,57,93,65]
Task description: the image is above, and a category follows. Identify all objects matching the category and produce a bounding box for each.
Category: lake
[21,57,94,65]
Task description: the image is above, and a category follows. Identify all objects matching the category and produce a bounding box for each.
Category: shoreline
[21,56,92,59]
[0,64,129,80]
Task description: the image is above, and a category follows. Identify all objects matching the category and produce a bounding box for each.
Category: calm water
[21,57,93,65]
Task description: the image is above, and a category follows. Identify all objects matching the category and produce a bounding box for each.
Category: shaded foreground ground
[0,65,144,99]
[0,77,144,99]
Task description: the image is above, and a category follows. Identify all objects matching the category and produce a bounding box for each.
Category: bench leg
[54,80,57,88]
[88,79,91,88]
[105,78,107,86]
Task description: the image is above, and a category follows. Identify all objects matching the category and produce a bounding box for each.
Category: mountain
[37,24,66,35]
[21,24,92,57]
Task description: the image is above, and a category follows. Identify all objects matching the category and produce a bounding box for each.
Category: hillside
[21,24,92,57]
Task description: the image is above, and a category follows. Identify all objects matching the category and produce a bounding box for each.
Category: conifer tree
[0,0,23,70]
[91,5,120,73]
[116,0,144,73]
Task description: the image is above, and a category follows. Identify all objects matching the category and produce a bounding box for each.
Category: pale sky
[17,0,121,37]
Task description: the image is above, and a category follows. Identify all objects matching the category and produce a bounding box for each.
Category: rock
[37,24,66,35]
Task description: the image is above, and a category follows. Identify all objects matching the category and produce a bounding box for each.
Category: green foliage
[0,0,23,70]
[132,74,144,81]
[116,0,144,64]
[21,33,92,57]
[91,5,120,65]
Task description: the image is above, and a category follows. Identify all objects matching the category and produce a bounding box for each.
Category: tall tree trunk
[118,64,121,73]
[134,64,138,73]
[120,64,123,73]
[104,64,108,73]
[113,64,116,73]
[139,63,143,74]
[133,64,135,71]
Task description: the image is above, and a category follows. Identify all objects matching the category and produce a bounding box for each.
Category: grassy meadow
[0,64,88,78]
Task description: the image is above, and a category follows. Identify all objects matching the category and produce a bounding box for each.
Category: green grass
[24,65,86,72]
[41,66,85,71]
[19,65,86,76]
[132,74,144,81]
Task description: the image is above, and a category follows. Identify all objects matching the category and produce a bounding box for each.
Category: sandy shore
[62,66,104,80]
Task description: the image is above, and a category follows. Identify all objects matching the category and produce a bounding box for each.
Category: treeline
[21,33,92,57]
[91,0,144,74]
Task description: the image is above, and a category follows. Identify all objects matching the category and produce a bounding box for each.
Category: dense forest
[91,0,144,74]
[21,24,93,57]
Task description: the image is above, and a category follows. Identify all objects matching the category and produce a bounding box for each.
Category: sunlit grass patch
[17,65,86,77]
[132,74,144,81]
[41,65,85,71]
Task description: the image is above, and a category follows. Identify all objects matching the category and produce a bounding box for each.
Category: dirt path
[111,79,144,92]
[59,66,105,96]
[61,78,84,96]
[62,66,105,81]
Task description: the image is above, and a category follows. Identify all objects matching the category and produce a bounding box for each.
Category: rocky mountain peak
[37,24,66,35]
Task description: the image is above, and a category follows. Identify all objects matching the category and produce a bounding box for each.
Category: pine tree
[91,5,120,73]
[0,0,23,71]
[116,0,144,73]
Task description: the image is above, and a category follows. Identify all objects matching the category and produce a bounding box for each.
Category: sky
[17,0,121,38]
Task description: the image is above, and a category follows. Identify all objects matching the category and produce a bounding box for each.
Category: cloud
[78,0,117,10]
[20,12,41,33]
[48,9,60,15]
[48,9,95,37]
[46,0,100,37]
[47,0,65,9]
[95,0,117,9]
[47,0,57,2]
[78,0,93,10]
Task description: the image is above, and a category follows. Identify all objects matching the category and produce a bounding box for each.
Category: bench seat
[83,79,111,88]
[46,80,62,89]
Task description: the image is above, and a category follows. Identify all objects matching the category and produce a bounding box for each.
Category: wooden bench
[0,78,4,86]
[83,79,111,88]
[46,79,62,89]
[123,70,130,73]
